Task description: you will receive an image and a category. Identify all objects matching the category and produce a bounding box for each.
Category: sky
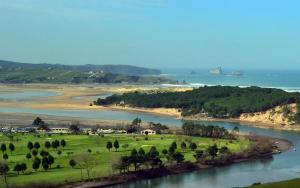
[0,0,299,69]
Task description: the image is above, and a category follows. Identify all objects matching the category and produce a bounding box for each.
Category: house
[81,128,92,134]
[49,128,69,134]
[141,129,156,135]
[97,129,114,134]
[119,101,125,107]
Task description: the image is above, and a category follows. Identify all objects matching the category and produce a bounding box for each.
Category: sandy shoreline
[0,84,299,132]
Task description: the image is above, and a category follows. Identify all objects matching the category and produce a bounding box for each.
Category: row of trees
[0,143,15,154]
[113,146,163,173]
[27,139,66,151]
[112,140,228,174]
[182,122,232,139]
[106,140,119,151]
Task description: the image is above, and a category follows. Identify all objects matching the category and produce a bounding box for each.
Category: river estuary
[0,90,299,188]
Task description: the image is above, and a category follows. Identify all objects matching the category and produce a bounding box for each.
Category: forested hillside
[0,60,171,84]
[95,86,300,119]
[0,60,161,76]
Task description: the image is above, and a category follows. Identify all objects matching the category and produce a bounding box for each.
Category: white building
[141,129,156,135]
[97,129,114,134]
[49,128,69,134]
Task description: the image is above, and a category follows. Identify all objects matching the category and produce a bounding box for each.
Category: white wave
[161,83,300,92]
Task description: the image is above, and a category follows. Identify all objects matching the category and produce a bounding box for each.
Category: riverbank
[63,136,292,188]
[246,178,300,188]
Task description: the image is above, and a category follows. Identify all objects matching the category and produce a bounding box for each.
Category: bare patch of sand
[0,84,192,111]
[105,105,181,118]
[238,104,296,126]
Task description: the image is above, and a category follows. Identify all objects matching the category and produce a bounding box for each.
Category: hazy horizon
[0,0,299,69]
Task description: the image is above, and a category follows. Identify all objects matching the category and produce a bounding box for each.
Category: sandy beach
[0,84,189,127]
[0,84,191,110]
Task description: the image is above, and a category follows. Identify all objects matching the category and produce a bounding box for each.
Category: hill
[0,60,171,84]
[0,60,161,76]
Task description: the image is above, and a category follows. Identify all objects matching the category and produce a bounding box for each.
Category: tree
[33,117,48,130]
[162,149,168,156]
[130,149,139,171]
[34,142,40,150]
[61,139,66,148]
[172,152,185,164]
[106,141,113,152]
[40,150,49,158]
[27,141,33,151]
[20,163,27,174]
[32,157,41,171]
[9,143,15,154]
[42,159,49,171]
[194,150,204,161]
[69,124,80,134]
[181,142,187,150]
[44,141,51,150]
[112,156,130,174]
[126,118,142,133]
[114,140,120,151]
[132,117,142,126]
[26,153,32,160]
[3,154,8,161]
[69,159,76,168]
[32,149,38,157]
[149,122,169,134]
[0,161,9,188]
[171,141,177,150]
[0,144,6,154]
[48,155,55,168]
[207,144,218,159]
[57,150,62,157]
[189,142,197,151]
[75,153,98,180]
[14,164,22,175]
[51,140,59,150]
[219,146,229,155]
[138,148,145,156]
[147,147,161,169]
[32,117,44,126]
[168,146,175,155]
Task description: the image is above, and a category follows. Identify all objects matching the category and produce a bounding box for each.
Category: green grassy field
[248,179,300,188]
[0,133,251,187]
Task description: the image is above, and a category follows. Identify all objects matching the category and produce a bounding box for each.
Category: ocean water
[161,69,300,92]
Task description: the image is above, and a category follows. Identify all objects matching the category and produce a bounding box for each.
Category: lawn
[0,133,251,187]
[248,179,300,188]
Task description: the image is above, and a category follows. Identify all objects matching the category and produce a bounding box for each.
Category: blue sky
[0,0,299,69]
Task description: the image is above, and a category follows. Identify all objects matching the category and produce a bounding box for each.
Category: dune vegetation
[95,86,300,122]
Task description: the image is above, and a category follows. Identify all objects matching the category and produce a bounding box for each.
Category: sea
[161,68,300,92]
